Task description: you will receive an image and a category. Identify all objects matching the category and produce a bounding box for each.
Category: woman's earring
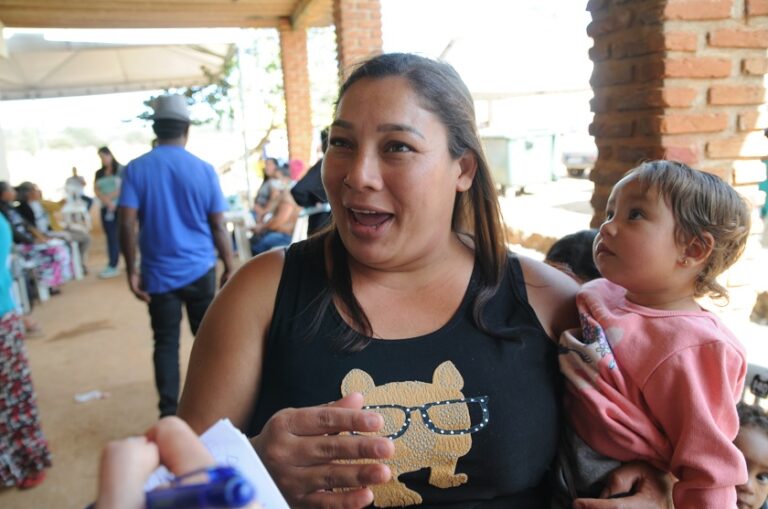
[680,258,689,266]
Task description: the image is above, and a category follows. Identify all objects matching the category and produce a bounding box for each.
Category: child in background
[559,160,750,508]
[735,403,768,509]
[544,229,600,284]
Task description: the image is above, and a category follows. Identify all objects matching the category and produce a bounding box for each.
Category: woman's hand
[573,461,674,509]
[252,393,395,509]
[95,416,262,509]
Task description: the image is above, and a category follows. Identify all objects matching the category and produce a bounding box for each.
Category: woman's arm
[517,255,580,339]
[176,248,394,508]
[177,249,285,432]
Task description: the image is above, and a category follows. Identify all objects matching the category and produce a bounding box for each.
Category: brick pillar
[279,20,313,168]
[587,0,768,226]
[333,0,383,79]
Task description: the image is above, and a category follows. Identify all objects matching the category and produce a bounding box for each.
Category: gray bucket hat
[151,94,191,123]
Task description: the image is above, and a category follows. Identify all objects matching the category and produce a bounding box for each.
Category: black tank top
[248,240,560,508]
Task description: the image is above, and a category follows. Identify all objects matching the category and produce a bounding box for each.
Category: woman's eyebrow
[377,123,425,139]
[330,119,425,140]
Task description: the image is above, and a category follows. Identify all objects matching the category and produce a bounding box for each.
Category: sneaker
[98,267,120,279]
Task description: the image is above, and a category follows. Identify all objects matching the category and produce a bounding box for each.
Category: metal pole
[236,39,252,205]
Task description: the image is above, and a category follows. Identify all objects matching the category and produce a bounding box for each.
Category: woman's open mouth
[349,208,393,229]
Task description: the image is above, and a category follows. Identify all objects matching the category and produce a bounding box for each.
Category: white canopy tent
[0,32,234,100]
[0,30,235,180]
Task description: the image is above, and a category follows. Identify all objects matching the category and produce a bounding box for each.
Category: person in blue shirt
[118,94,234,418]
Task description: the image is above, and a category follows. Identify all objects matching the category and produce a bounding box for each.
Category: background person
[291,128,331,236]
[0,212,51,490]
[94,146,122,279]
[177,53,671,509]
[735,403,768,509]
[119,93,234,418]
[544,228,600,284]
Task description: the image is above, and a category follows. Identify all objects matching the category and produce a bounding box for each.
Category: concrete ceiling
[0,0,333,29]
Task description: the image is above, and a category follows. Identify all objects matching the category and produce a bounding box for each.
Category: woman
[252,157,280,222]
[178,54,671,508]
[94,146,122,279]
[0,181,71,293]
[0,212,52,489]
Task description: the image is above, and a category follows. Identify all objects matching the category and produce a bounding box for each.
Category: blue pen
[85,465,256,509]
[146,466,255,509]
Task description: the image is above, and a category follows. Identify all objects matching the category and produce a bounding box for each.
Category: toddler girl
[559,160,751,508]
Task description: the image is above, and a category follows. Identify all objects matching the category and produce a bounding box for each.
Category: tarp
[0,33,234,100]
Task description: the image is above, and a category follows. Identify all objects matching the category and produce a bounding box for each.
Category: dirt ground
[0,233,223,509]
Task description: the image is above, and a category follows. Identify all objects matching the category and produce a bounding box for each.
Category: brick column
[333,0,383,78]
[587,0,768,226]
[279,20,313,168]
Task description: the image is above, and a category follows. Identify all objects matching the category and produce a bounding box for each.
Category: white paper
[144,418,289,509]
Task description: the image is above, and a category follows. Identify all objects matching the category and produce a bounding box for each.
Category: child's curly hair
[624,160,751,301]
[738,402,768,434]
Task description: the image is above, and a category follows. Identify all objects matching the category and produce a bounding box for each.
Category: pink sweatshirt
[560,279,747,509]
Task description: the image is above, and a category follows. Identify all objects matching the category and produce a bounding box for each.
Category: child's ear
[683,232,715,266]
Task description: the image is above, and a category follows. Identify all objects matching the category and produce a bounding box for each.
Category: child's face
[594,175,689,307]
[736,425,768,509]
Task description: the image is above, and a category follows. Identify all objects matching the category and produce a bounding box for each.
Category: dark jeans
[100,207,119,268]
[250,231,292,256]
[148,268,216,417]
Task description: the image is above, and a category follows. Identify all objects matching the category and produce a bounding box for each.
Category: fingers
[145,416,214,475]
[299,487,375,509]
[96,437,160,509]
[303,434,394,463]
[298,463,391,493]
[280,398,385,437]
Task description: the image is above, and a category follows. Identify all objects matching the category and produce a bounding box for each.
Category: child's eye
[628,209,644,220]
[384,141,412,153]
[604,210,614,220]
[757,472,768,484]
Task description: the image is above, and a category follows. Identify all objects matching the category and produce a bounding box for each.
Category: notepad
[144,418,289,509]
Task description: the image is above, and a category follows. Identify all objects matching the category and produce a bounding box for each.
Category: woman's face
[0,186,15,202]
[322,76,475,270]
[99,151,113,168]
[264,159,277,178]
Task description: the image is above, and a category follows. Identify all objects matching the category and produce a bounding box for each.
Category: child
[558,160,751,508]
[735,403,768,509]
[545,229,600,284]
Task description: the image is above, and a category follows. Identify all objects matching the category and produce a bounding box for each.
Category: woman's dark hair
[98,146,121,174]
[152,119,189,141]
[309,52,507,352]
[0,181,11,200]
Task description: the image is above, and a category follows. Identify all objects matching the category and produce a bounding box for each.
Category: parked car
[562,149,596,177]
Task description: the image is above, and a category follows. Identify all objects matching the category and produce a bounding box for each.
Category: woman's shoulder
[512,252,580,339]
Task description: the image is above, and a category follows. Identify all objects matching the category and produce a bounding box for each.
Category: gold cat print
[340,361,489,507]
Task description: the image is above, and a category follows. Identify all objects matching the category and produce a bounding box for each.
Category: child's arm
[643,341,747,508]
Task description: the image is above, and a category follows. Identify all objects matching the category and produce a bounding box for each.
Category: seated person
[250,165,299,256]
[0,182,71,293]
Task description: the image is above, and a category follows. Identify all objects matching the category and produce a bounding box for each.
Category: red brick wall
[587,0,768,226]
[333,0,383,78]
[279,19,313,169]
